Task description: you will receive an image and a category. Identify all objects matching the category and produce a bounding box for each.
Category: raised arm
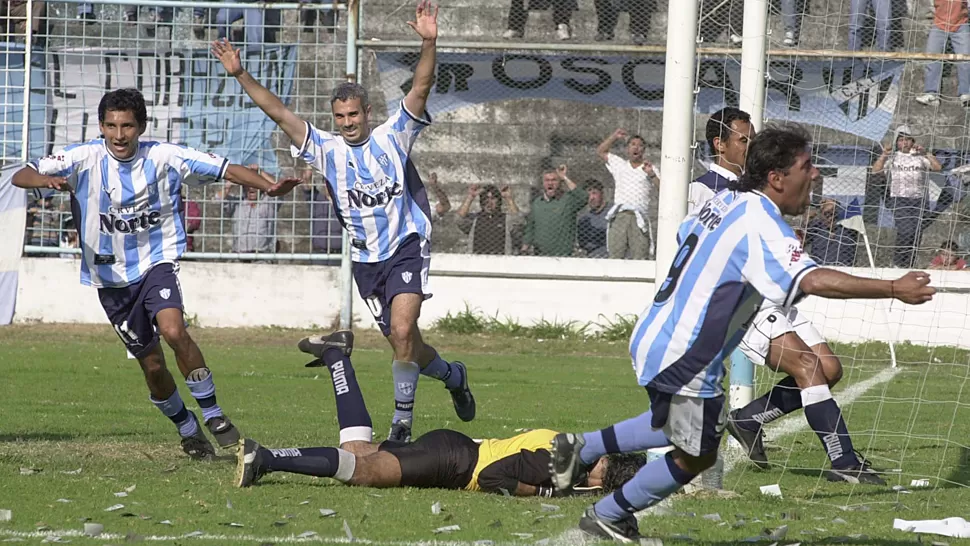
[871,142,891,174]
[12,167,70,191]
[799,269,934,304]
[403,0,438,118]
[596,129,627,162]
[211,39,307,148]
[224,164,302,197]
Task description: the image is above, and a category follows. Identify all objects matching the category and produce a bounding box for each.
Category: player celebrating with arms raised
[548,125,936,543]
[12,88,301,460]
[211,0,475,443]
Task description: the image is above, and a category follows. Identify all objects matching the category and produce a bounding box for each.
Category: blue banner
[46,46,297,171]
[376,53,903,142]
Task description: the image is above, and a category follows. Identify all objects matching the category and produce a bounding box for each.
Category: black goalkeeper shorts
[380,429,479,489]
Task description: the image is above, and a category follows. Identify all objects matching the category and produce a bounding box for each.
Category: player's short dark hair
[942,239,960,252]
[584,179,604,193]
[628,134,646,146]
[731,124,812,193]
[98,88,148,127]
[331,82,369,108]
[706,107,751,157]
[601,453,647,493]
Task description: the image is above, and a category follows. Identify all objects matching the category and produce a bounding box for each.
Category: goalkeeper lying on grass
[235,331,644,496]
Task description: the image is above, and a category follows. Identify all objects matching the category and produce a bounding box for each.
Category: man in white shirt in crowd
[595,129,660,260]
[871,125,942,267]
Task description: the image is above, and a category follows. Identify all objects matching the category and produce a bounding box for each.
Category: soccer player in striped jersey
[696,109,875,481]
[548,125,935,543]
[12,88,301,460]
[211,0,475,443]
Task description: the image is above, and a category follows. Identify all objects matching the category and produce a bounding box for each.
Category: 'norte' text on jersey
[347,182,403,209]
[99,210,162,234]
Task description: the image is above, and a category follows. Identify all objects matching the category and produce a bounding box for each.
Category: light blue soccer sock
[185,367,223,423]
[580,411,670,465]
[392,360,421,423]
[594,452,696,522]
[419,348,462,390]
[151,390,200,438]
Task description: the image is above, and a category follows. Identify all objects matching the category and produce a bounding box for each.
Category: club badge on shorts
[159,288,171,300]
[401,271,413,284]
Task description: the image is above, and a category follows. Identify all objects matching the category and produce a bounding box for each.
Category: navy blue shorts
[98,263,184,359]
[352,235,431,336]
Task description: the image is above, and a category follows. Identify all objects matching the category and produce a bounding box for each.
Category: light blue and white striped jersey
[291,101,433,263]
[630,190,817,398]
[30,139,227,288]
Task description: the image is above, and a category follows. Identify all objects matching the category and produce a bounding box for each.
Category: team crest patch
[398,382,414,396]
[401,271,413,284]
[377,153,390,167]
[159,288,171,300]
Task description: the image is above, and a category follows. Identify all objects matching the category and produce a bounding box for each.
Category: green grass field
[1,324,969,545]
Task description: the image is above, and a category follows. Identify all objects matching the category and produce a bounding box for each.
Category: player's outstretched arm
[210,39,307,148]
[799,269,935,305]
[12,167,70,191]
[403,0,438,118]
[224,164,302,197]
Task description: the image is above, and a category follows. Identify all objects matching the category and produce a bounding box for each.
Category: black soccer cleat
[299,330,354,367]
[205,415,241,448]
[387,419,412,443]
[826,452,886,485]
[449,361,476,422]
[577,505,644,544]
[180,416,216,461]
[235,439,266,488]
[549,432,589,493]
[726,409,769,470]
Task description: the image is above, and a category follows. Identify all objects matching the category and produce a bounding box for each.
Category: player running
[210,0,474,443]
[547,125,935,543]
[234,330,644,496]
[12,88,300,460]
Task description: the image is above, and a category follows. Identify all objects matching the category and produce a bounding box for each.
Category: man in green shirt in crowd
[521,165,588,257]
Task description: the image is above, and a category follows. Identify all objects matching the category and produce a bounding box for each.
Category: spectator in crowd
[1,0,47,46]
[426,172,452,220]
[916,0,970,108]
[929,239,967,270]
[577,179,611,258]
[596,128,659,260]
[849,0,891,52]
[59,219,79,259]
[503,0,576,41]
[217,1,282,44]
[457,183,521,255]
[219,168,280,256]
[522,165,587,257]
[301,0,338,33]
[594,0,651,45]
[77,4,210,39]
[699,0,743,45]
[183,198,202,253]
[26,194,63,247]
[804,198,858,267]
[871,126,942,268]
[302,170,343,255]
[780,0,805,46]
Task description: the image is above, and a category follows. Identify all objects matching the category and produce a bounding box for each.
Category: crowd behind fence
[7,0,970,270]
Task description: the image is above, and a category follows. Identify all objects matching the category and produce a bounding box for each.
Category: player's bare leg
[385,293,475,443]
[155,308,240,448]
[138,343,214,460]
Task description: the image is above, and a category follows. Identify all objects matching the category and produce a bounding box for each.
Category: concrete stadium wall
[14,257,970,349]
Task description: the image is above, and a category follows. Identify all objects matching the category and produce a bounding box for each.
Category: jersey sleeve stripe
[398,100,432,127]
[216,158,229,181]
[784,264,817,308]
[293,120,314,161]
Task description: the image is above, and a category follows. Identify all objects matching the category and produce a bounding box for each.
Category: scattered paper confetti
[125,485,136,494]
[703,513,722,522]
[226,499,232,510]
[768,525,789,540]
[55,499,71,503]
[60,469,82,476]
[319,509,336,518]
[433,525,460,534]
[113,492,128,498]
[159,520,173,525]
[473,541,494,546]
[510,533,533,539]
[299,500,310,505]
[343,519,354,541]
[0,510,10,522]
[104,504,124,512]
[431,502,442,515]
[272,521,288,527]
[759,484,782,498]
[83,523,103,537]
[220,522,244,528]
[911,479,931,488]
[892,485,912,494]
[18,467,40,476]
[297,531,318,539]
[540,504,560,512]
[182,531,203,538]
